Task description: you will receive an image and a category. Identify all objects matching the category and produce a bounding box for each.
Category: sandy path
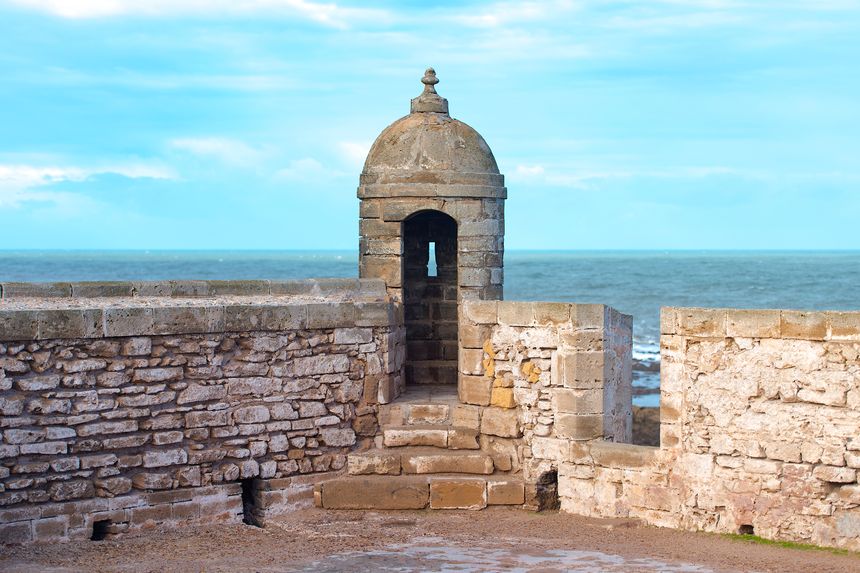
[1,508,857,573]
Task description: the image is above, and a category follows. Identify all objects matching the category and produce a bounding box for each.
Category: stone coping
[0,298,400,342]
[662,307,860,341]
[462,300,632,329]
[0,278,387,301]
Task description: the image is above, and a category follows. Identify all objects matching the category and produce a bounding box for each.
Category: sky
[0,0,858,250]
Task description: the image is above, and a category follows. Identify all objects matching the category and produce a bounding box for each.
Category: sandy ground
[1,507,857,573]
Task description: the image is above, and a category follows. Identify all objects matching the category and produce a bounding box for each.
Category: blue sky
[0,0,858,250]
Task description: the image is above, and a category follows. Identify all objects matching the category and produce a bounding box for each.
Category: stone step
[381,425,480,449]
[348,449,495,476]
[316,475,525,510]
[404,451,494,475]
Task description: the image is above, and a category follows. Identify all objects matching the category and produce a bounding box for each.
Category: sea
[2,250,858,407]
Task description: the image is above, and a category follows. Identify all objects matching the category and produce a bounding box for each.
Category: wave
[632,341,660,363]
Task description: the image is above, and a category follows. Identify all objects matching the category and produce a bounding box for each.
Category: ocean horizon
[3,249,859,407]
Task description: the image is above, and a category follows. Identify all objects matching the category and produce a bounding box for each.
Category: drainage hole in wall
[536,469,560,512]
[91,519,112,541]
[738,524,755,536]
[241,478,262,527]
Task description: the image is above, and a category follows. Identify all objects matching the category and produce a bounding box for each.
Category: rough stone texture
[319,476,429,510]
[487,479,525,505]
[559,308,860,552]
[0,290,405,543]
[429,478,487,509]
[459,300,633,486]
[402,452,494,475]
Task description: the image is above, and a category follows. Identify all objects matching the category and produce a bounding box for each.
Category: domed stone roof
[361,69,500,183]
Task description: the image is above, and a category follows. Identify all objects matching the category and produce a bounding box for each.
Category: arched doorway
[403,210,458,386]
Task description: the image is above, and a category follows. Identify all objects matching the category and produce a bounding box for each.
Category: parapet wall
[0,279,405,543]
[459,301,633,488]
[559,307,860,551]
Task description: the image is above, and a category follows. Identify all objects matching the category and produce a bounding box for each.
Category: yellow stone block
[521,361,541,383]
[491,387,516,408]
[482,340,495,377]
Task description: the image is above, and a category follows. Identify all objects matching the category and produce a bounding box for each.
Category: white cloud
[0,163,175,209]
[337,141,371,168]
[509,164,769,189]
[273,157,327,181]
[450,1,574,28]
[514,164,546,177]
[8,0,393,28]
[170,137,266,167]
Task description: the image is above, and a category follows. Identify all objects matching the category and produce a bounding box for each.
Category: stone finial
[411,67,449,115]
[421,68,439,94]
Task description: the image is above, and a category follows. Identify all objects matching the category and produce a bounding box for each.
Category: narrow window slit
[427,241,437,277]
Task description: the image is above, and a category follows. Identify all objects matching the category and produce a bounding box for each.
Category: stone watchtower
[359,68,506,386]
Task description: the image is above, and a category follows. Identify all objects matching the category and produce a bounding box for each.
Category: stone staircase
[315,386,525,510]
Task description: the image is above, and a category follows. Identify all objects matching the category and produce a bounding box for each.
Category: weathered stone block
[675,308,726,337]
[780,310,827,340]
[555,414,603,441]
[383,428,447,448]
[459,323,491,349]
[306,303,355,329]
[534,302,571,324]
[459,375,492,406]
[573,304,605,329]
[480,407,520,438]
[726,309,780,338]
[447,427,479,449]
[828,311,860,341]
[429,478,487,509]
[487,480,525,505]
[233,405,270,424]
[591,441,657,468]
[402,453,493,475]
[320,477,428,510]
[813,465,856,483]
[143,448,187,468]
[490,387,516,408]
[319,428,356,447]
[348,453,401,475]
[132,367,182,383]
[177,383,226,404]
[497,301,534,326]
[452,404,482,430]
[462,301,498,325]
[48,480,94,501]
[185,410,228,428]
[333,327,373,344]
[460,348,484,376]
[559,351,604,389]
[552,388,602,414]
[403,405,447,426]
[291,354,350,376]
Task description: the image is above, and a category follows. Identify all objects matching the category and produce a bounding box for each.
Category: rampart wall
[458,301,633,492]
[559,308,860,551]
[0,279,404,543]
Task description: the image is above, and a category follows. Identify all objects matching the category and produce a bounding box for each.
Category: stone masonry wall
[558,308,860,551]
[459,301,632,490]
[0,279,405,543]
